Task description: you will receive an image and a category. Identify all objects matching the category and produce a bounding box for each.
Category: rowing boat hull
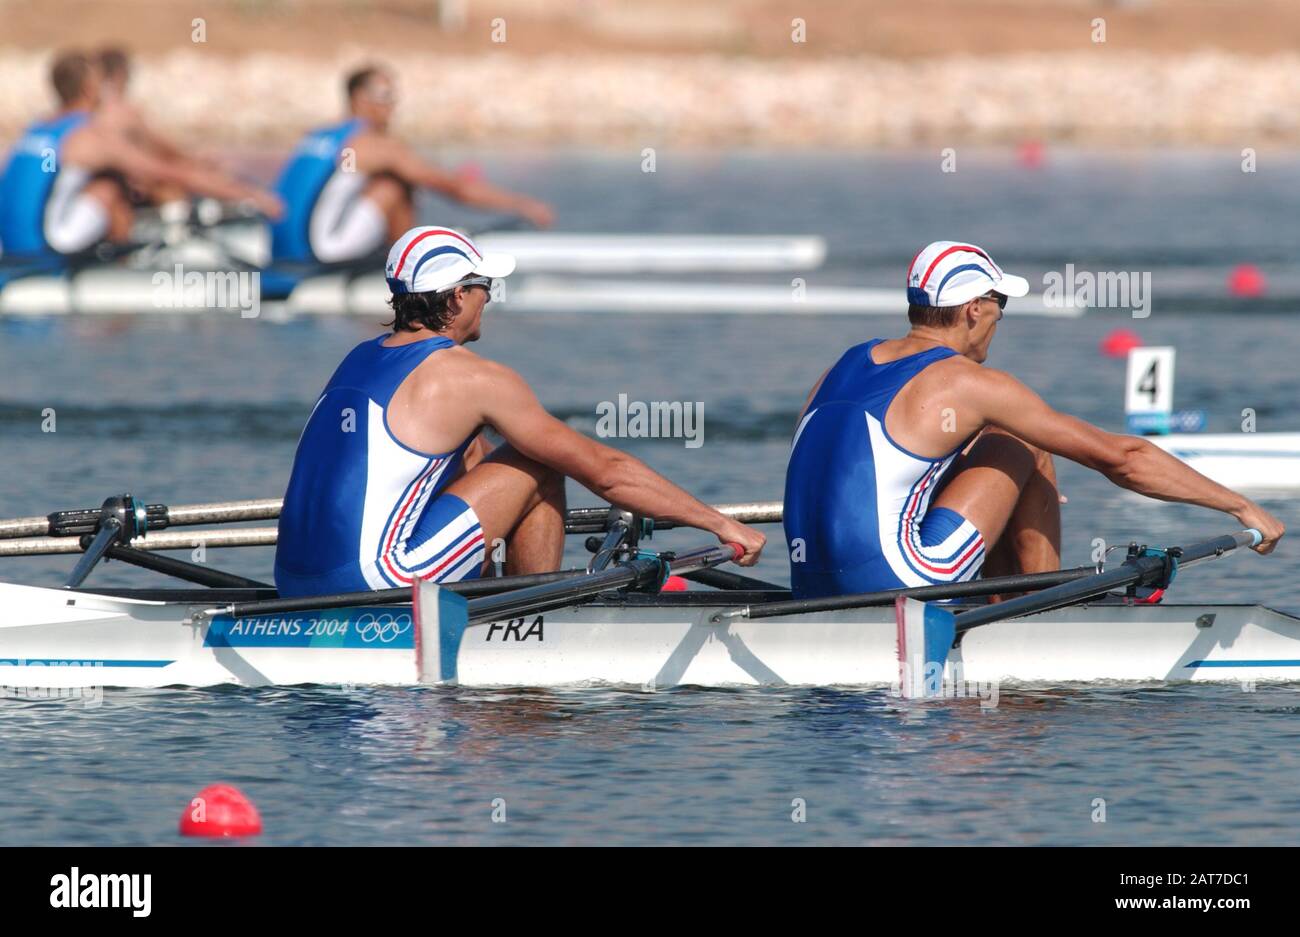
[193,225,830,274]
[1147,433,1300,492]
[2,584,1299,690]
[0,271,1070,318]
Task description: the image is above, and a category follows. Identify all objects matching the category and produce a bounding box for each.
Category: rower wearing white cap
[783,240,1283,600]
[274,226,765,598]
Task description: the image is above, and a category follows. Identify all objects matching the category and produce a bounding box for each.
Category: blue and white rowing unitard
[269,118,374,263]
[783,339,985,599]
[0,111,91,258]
[274,335,486,598]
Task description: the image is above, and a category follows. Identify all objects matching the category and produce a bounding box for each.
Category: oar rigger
[895,529,1264,699]
[47,494,163,541]
[60,494,156,589]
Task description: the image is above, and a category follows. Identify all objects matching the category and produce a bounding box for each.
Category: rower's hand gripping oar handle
[725,542,745,562]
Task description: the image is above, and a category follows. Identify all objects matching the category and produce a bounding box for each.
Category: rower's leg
[985,441,1061,579]
[442,443,566,575]
[364,173,416,241]
[58,176,134,246]
[502,472,566,576]
[81,176,134,242]
[150,182,189,205]
[930,427,1061,578]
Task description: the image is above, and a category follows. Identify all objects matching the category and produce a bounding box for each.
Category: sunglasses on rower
[439,276,495,300]
[979,291,1008,314]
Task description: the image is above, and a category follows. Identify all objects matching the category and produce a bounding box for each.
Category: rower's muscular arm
[473,361,765,564]
[115,102,189,163]
[98,133,283,219]
[964,368,1284,553]
[135,122,190,164]
[379,140,554,228]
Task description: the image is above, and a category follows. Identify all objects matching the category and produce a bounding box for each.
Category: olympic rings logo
[355,613,413,644]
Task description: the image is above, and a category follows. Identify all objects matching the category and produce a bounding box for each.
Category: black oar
[714,566,1099,621]
[421,542,743,683]
[895,529,1263,698]
[466,543,742,625]
[205,568,591,619]
[201,541,742,623]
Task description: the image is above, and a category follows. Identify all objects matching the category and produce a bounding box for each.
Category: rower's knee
[980,426,1053,479]
[82,175,128,210]
[486,443,564,496]
[1033,445,1056,480]
[518,457,565,513]
[537,462,565,500]
[970,428,1036,479]
[364,173,412,210]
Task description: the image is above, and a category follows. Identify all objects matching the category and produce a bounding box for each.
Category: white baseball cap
[906,241,1030,307]
[385,226,516,295]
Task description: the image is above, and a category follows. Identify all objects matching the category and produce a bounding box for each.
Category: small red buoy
[180,784,263,838]
[1016,139,1046,169]
[1099,328,1142,358]
[1227,263,1266,298]
[660,575,688,592]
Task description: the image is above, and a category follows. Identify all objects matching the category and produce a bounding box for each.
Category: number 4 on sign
[1125,346,1175,416]
[1124,346,1207,435]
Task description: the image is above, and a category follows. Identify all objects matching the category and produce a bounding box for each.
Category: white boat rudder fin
[895,596,956,699]
[414,581,470,685]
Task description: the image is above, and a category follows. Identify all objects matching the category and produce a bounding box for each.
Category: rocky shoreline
[1,47,1297,148]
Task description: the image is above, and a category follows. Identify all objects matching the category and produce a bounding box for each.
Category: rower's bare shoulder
[354,132,408,169]
[342,130,377,165]
[102,99,145,131]
[921,354,980,388]
[433,348,529,393]
[63,123,111,165]
[933,357,1018,393]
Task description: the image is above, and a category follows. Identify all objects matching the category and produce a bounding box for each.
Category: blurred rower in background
[269,64,555,266]
[93,46,215,206]
[0,50,282,261]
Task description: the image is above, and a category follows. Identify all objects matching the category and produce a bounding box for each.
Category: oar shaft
[466,542,740,625]
[953,530,1260,633]
[0,515,63,539]
[0,527,280,556]
[730,566,1097,620]
[0,499,281,541]
[0,498,783,542]
[163,499,283,526]
[218,568,591,619]
[468,558,662,624]
[1171,529,1263,565]
[563,500,782,533]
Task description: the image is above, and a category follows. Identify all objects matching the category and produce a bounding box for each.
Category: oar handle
[1178,528,1263,564]
[661,542,745,576]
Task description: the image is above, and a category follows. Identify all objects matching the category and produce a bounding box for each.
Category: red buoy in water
[179,784,263,838]
[1016,139,1046,169]
[1099,328,1142,358]
[1227,263,1266,298]
[660,575,688,592]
